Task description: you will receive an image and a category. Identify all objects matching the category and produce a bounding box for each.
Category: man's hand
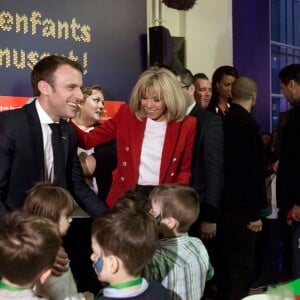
[83,291,95,300]
[51,246,69,277]
[272,160,279,173]
[247,219,262,232]
[200,221,217,240]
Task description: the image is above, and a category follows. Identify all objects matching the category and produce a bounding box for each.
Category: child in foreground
[23,182,93,300]
[143,183,214,300]
[0,211,61,300]
[91,205,170,299]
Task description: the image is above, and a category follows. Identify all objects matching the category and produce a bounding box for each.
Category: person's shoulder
[0,106,24,118]
[0,106,28,130]
[186,235,206,247]
[112,103,137,122]
[197,108,223,124]
[0,288,47,300]
[118,103,130,114]
[179,235,209,256]
[182,115,197,127]
[144,282,171,299]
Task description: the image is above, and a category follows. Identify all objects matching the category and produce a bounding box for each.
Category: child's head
[23,182,74,236]
[91,207,158,283]
[0,211,61,287]
[149,183,200,234]
[115,189,151,212]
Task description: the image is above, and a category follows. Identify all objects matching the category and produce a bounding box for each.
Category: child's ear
[109,255,119,274]
[39,268,52,284]
[163,217,178,231]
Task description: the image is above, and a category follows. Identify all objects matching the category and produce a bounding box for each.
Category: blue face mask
[94,256,103,273]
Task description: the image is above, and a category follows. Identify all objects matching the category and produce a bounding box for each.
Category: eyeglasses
[181,84,190,90]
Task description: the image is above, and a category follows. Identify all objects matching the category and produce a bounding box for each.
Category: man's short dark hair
[172,67,194,86]
[279,64,300,85]
[31,55,83,96]
[194,73,209,81]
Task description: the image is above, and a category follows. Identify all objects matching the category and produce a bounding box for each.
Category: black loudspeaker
[149,26,173,67]
[172,36,185,69]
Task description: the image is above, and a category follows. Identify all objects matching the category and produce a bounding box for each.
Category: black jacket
[0,100,107,219]
[189,104,224,222]
[277,106,300,213]
[223,103,267,221]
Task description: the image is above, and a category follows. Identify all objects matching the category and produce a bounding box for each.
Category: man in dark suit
[222,76,267,300]
[173,67,224,299]
[277,64,300,279]
[0,55,107,279]
[0,55,106,218]
[173,67,224,240]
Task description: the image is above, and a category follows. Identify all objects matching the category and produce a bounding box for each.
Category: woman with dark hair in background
[208,65,239,117]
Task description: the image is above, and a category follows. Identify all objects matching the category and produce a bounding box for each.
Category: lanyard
[0,281,26,291]
[109,277,142,289]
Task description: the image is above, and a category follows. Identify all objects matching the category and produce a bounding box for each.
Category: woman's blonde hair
[129,66,187,122]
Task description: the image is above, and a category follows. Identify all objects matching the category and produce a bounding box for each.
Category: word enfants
[0,10,91,43]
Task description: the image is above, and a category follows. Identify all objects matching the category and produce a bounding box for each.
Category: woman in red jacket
[71,66,196,207]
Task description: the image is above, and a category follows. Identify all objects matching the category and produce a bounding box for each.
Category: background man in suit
[277,64,300,279]
[173,67,224,299]
[222,76,266,300]
[0,55,107,281]
[194,72,213,109]
[173,67,224,240]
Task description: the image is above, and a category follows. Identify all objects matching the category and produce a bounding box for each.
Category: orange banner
[0,96,29,112]
[0,96,125,121]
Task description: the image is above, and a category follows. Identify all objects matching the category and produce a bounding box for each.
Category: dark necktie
[49,123,66,187]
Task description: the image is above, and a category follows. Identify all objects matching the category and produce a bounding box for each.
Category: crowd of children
[0,183,213,300]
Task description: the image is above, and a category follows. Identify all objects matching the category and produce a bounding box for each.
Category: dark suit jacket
[0,100,106,219]
[223,103,266,222]
[277,106,300,213]
[189,104,224,222]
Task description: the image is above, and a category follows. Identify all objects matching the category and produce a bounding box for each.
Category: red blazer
[71,104,196,207]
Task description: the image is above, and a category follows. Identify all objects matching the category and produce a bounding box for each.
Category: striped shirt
[143,234,214,300]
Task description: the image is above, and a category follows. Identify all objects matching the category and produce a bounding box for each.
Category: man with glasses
[173,67,224,299]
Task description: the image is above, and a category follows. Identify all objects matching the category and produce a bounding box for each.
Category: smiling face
[39,64,83,122]
[79,89,104,125]
[140,90,167,122]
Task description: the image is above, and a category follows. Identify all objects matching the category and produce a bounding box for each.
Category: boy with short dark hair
[143,183,213,300]
[0,211,61,300]
[91,207,170,299]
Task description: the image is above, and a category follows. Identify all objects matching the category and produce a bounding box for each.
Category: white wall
[147,0,233,79]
